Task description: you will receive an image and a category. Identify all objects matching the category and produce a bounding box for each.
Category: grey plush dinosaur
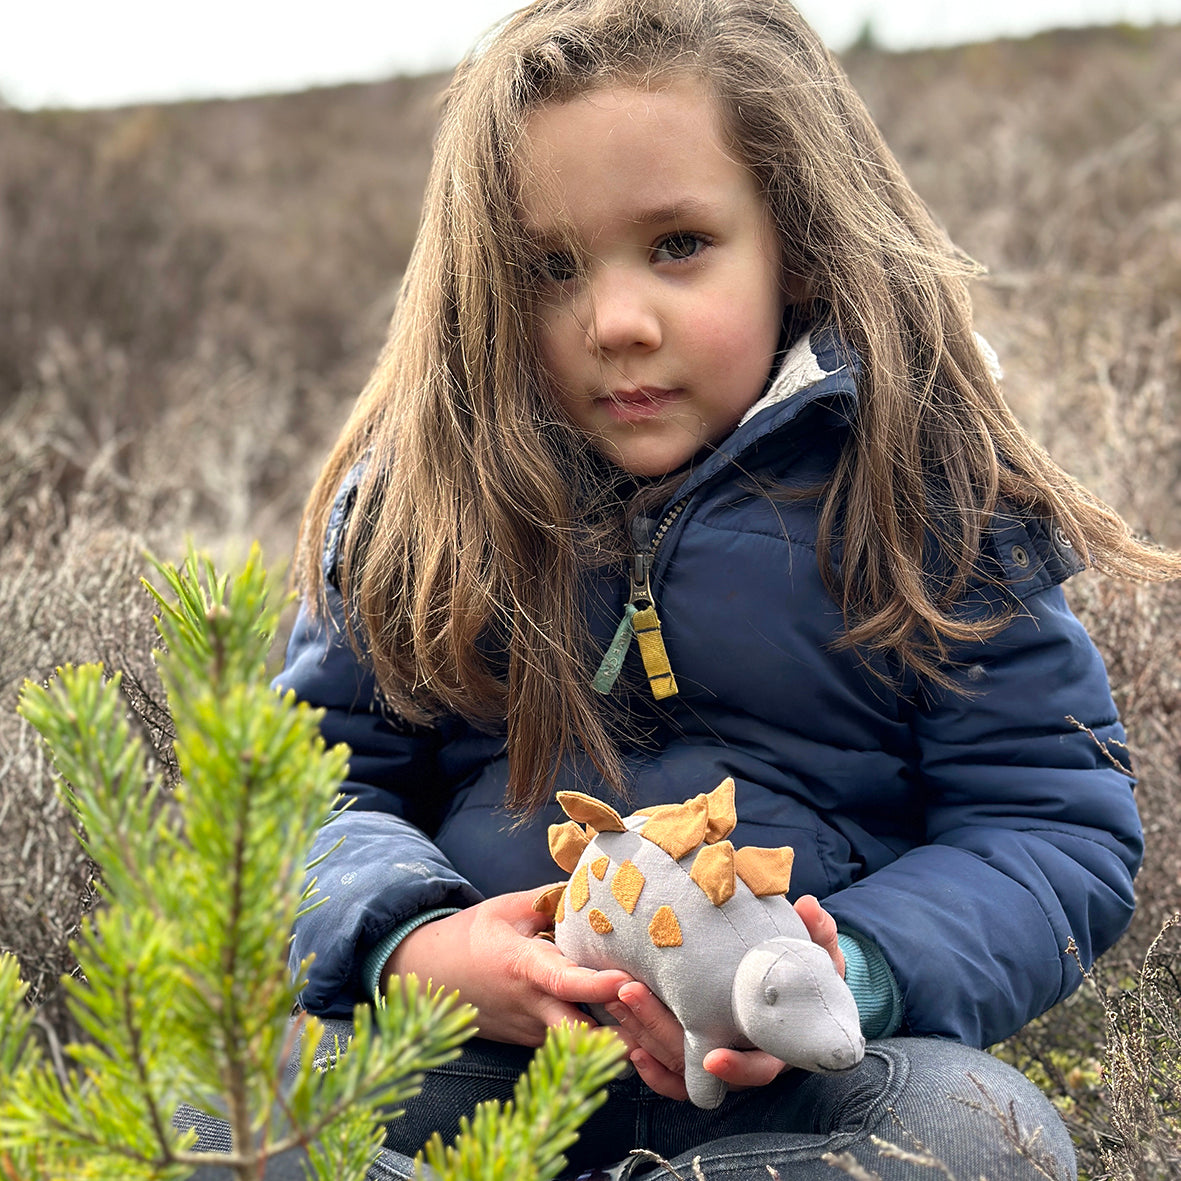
[535,779,865,1109]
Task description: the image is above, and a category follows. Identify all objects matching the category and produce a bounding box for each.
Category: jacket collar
[739,325,856,429]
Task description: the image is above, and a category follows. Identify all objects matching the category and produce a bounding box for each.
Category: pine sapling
[0,547,623,1180]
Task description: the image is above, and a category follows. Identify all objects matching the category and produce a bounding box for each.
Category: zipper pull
[590,522,680,700]
[599,547,684,694]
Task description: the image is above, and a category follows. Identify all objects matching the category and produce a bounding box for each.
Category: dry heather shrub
[1093,917,1181,1179]
[1068,575,1181,945]
[1002,919,1181,1179]
[849,27,1181,546]
[0,485,166,1020]
[988,517,1180,1171]
[0,106,220,421]
[1011,575,1181,1176]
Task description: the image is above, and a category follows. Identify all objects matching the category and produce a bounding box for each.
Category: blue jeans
[178,1020,1076,1180]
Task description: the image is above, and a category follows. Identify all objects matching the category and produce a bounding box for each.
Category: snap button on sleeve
[1010,544,1030,569]
[1053,524,1073,549]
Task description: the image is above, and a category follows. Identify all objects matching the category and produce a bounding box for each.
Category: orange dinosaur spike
[548,820,590,873]
[689,840,736,906]
[703,778,737,843]
[532,883,567,916]
[733,845,795,897]
[640,793,709,860]
[556,791,626,832]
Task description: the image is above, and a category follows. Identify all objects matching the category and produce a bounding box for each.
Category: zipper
[591,498,688,700]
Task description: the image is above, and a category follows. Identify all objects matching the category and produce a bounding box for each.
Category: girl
[274,1,1178,1177]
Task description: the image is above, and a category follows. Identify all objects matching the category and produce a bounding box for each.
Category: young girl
[273,1,1177,1176]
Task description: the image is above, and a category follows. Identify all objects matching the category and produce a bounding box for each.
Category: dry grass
[1,25,1179,1177]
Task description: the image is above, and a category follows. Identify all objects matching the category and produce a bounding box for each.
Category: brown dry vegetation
[1,24,1179,1179]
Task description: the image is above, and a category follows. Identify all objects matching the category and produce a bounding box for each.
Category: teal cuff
[361,908,461,1001]
[837,929,904,1040]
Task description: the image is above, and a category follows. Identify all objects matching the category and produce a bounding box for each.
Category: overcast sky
[4,0,1180,110]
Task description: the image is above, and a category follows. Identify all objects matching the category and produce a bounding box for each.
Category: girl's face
[519,79,791,477]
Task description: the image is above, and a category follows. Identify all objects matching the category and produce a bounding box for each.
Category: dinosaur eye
[764,985,779,1006]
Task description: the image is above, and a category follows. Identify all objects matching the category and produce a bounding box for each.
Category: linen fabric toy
[534,779,865,1109]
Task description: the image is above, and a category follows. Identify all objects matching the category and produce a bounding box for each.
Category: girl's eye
[653,232,708,263]
[537,250,579,284]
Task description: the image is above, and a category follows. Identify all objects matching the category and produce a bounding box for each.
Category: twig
[626,1149,686,1179]
[820,1151,881,1180]
[870,1135,958,1177]
[1064,715,1133,775]
[948,1075,1063,1181]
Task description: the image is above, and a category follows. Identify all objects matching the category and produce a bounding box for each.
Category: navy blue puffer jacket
[278,329,1142,1046]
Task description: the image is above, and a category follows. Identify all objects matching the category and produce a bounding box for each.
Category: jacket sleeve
[276,599,484,1016]
[824,582,1143,1048]
[274,468,483,1016]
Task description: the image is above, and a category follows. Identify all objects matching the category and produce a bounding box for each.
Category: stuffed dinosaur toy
[533,778,865,1109]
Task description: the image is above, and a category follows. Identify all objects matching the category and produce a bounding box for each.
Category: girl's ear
[782,272,814,308]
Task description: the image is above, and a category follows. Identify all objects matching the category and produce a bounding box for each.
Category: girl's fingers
[703,1047,788,1089]
[628,1048,690,1101]
[793,894,845,977]
[609,981,686,1073]
[520,938,632,1002]
[534,998,609,1040]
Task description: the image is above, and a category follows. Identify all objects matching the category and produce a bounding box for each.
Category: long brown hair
[296,0,1180,813]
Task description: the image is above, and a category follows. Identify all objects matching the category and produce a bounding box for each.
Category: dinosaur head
[732,937,865,1073]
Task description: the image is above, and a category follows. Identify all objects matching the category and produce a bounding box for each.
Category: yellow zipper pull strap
[591,603,638,695]
[632,605,679,700]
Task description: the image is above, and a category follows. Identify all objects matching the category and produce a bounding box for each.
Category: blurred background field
[1,25,1179,1177]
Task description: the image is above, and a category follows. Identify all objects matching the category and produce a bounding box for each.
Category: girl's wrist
[362,907,460,1000]
[836,928,904,1040]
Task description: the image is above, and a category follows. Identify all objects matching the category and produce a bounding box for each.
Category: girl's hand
[384,889,630,1046]
[605,895,845,1100]
[793,893,845,977]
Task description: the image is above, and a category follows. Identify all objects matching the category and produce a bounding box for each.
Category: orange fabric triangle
[704,778,737,843]
[556,791,626,831]
[611,860,645,914]
[648,905,683,948]
[532,883,566,915]
[641,794,708,860]
[569,863,591,911]
[689,840,736,906]
[734,845,795,897]
[548,820,589,873]
[588,908,614,934]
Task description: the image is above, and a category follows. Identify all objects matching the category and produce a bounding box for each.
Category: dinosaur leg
[682,1030,729,1110]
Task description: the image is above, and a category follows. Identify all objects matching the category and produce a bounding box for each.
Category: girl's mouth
[601,387,685,422]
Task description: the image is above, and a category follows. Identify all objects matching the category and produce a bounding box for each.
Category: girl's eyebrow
[628,197,717,226]
[526,196,721,240]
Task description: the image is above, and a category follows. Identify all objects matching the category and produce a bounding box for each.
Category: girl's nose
[584,270,662,356]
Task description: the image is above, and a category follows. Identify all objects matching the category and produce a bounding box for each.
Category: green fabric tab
[591,602,639,694]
